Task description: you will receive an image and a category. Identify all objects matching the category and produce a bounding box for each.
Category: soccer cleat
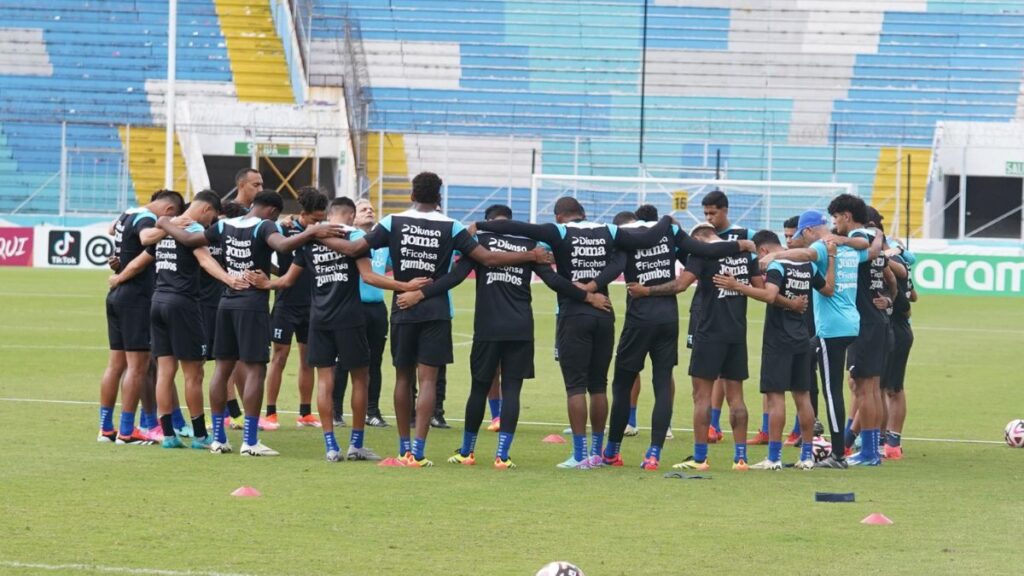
[174,424,194,438]
[784,431,802,446]
[672,456,710,471]
[487,417,501,432]
[143,426,164,443]
[814,455,848,469]
[883,445,903,460]
[853,434,863,451]
[240,442,280,457]
[556,455,591,470]
[225,416,243,430]
[115,429,155,446]
[587,455,605,468]
[494,457,517,470]
[813,419,825,437]
[732,459,749,471]
[365,414,389,428]
[843,446,853,458]
[333,414,347,428]
[430,414,450,429]
[191,435,214,450]
[162,436,185,449]
[402,453,434,468]
[602,454,624,467]
[325,450,343,463]
[447,451,476,466]
[346,446,382,461]
[707,426,723,443]
[209,441,233,454]
[640,456,660,471]
[750,458,782,471]
[296,414,321,429]
[562,427,573,435]
[259,414,280,431]
[623,424,639,437]
[749,430,770,445]
[846,452,881,467]
[97,429,116,443]
[665,428,674,440]
[794,458,816,470]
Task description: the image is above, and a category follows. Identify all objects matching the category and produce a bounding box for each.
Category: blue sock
[603,441,621,459]
[497,432,513,460]
[710,408,722,432]
[628,406,638,428]
[412,437,426,460]
[572,434,586,461]
[171,408,186,430]
[734,442,748,463]
[144,410,157,429]
[863,429,878,459]
[243,415,259,446]
[590,432,604,457]
[488,398,501,420]
[138,411,151,430]
[791,417,801,435]
[694,442,708,463]
[801,441,813,461]
[213,410,227,443]
[768,441,782,462]
[645,445,661,460]
[761,412,769,433]
[460,430,478,457]
[118,411,135,437]
[844,419,857,448]
[350,428,364,449]
[399,436,411,456]
[99,406,114,431]
[324,431,340,453]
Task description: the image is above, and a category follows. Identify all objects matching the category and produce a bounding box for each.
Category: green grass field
[0,268,1020,576]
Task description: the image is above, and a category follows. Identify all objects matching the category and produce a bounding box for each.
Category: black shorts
[391,320,453,367]
[686,306,700,349]
[556,314,615,396]
[201,305,218,360]
[615,322,678,374]
[214,307,271,363]
[882,323,914,392]
[848,322,890,379]
[689,340,748,381]
[307,324,370,369]
[760,347,813,394]
[150,293,207,361]
[270,303,310,345]
[106,295,151,352]
[471,340,535,382]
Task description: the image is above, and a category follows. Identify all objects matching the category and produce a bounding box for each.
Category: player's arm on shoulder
[712,271,777,304]
[888,258,909,280]
[195,246,248,291]
[157,216,208,248]
[357,257,432,294]
[467,242,550,267]
[613,215,671,249]
[761,246,818,268]
[140,227,168,246]
[476,220,560,246]
[108,250,154,288]
[267,222,341,253]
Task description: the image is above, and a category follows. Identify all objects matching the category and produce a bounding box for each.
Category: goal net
[529,174,857,232]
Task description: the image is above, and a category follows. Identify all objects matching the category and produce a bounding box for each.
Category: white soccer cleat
[209,441,233,454]
[240,442,279,457]
[623,425,639,437]
[794,458,816,470]
[325,450,342,462]
[665,428,674,440]
[346,446,382,461]
[750,458,783,471]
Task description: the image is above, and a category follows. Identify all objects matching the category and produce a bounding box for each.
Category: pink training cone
[861,513,893,525]
[377,457,406,467]
[230,486,261,498]
[542,434,567,444]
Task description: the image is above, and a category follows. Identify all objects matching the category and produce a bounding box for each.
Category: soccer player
[604,210,750,471]
[157,190,339,456]
[713,230,834,469]
[474,197,674,469]
[783,216,799,247]
[232,167,263,207]
[332,198,391,428]
[327,172,552,467]
[883,240,916,460]
[759,208,879,469]
[98,190,184,444]
[398,203,609,469]
[264,187,326,430]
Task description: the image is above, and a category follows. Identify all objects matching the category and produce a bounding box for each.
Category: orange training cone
[861,513,893,525]
[542,434,567,444]
[231,486,261,498]
[377,457,406,467]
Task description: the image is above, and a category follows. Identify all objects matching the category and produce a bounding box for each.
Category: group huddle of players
[96,168,916,470]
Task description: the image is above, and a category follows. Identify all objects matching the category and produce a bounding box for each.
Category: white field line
[0,396,1004,445]
[0,560,252,576]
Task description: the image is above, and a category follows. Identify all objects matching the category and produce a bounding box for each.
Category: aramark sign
[913,253,1024,296]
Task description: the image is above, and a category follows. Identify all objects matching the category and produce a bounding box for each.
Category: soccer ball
[1005,419,1024,448]
[811,436,832,462]
[536,562,586,576]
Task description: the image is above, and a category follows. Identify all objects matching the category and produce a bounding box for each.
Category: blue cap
[793,210,828,239]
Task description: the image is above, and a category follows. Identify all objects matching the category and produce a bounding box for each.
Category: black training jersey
[891,255,913,326]
[296,227,365,328]
[689,225,754,316]
[204,216,282,311]
[469,231,542,341]
[198,237,226,308]
[275,222,313,309]
[363,208,479,324]
[850,228,888,326]
[764,260,824,352]
[110,207,157,304]
[154,222,205,299]
[621,221,677,326]
[686,250,754,344]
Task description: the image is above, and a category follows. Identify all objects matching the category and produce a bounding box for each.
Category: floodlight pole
[164,0,178,190]
[638,0,649,165]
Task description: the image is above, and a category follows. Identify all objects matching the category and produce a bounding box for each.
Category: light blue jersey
[810,240,868,338]
[359,244,389,304]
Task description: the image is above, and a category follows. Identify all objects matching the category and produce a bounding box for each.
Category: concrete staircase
[119,127,188,203]
[213,0,294,103]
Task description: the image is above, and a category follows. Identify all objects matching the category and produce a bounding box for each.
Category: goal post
[529,174,857,232]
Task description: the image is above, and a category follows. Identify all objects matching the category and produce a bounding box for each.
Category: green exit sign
[234,142,290,157]
[1007,161,1024,176]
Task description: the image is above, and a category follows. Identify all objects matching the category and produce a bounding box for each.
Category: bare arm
[760,246,818,267]
[158,217,208,248]
[320,236,371,258]
[627,270,697,299]
[467,244,551,268]
[108,251,154,288]
[713,274,779,304]
[266,223,342,254]
[888,258,908,280]
[140,227,168,246]
[358,258,432,293]
[195,247,248,291]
